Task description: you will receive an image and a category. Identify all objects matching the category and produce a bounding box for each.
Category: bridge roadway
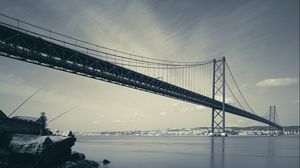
[0,23,282,129]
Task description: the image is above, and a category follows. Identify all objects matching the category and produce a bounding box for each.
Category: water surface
[73,136,299,168]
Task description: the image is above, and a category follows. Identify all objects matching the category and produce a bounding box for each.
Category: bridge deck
[0,23,282,129]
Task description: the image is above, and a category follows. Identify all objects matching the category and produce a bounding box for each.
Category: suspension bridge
[0,14,282,133]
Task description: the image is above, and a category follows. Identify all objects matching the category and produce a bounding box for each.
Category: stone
[0,111,99,168]
[0,116,42,135]
[8,134,76,166]
[60,161,78,168]
[77,159,99,168]
[59,160,99,168]
[103,159,111,165]
[0,110,8,119]
[70,151,85,161]
[68,131,74,137]
[43,137,54,146]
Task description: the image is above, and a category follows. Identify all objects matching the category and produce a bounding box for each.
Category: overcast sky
[0,0,299,131]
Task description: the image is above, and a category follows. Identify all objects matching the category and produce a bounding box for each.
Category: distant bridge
[0,14,282,132]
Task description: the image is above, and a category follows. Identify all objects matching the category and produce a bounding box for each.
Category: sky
[0,0,299,131]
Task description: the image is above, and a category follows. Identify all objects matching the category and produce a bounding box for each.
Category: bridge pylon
[211,56,226,135]
[268,105,282,136]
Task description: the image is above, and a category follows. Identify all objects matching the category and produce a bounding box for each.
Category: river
[73,136,299,168]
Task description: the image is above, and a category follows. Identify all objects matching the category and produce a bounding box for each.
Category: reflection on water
[74,136,299,168]
[210,137,225,168]
[209,136,285,168]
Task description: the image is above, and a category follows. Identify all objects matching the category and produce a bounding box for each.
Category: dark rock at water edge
[0,111,100,168]
[59,160,99,168]
[70,151,86,161]
[103,159,111,165]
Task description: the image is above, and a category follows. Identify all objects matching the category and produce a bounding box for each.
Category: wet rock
[70,151,85,161]
[60,161,78,168]
[9,134,75,156]
[7,134,76,166]
[0,157,9,167]
[77,159,99,168]
[59,159,99,168]
[103,159,111,165]
[0,133,11,148]
[0,110,99,168]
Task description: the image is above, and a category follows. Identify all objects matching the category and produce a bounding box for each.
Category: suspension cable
[225,61,256,114]
[225,81,245,110]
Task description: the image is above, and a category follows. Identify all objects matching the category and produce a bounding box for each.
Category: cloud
[172,102,179,107]
[0,73,37,97]
[132,112,145,118]
[112,119,126,123]
[225,97,234,104]
[237,119,246,124]
[0,72,111,113]
[256,78,298,87]
[179,107,188,113]
[195,105,206,111]
[92,121,100,124]
[194,105,211,113]
[159,112,167,116]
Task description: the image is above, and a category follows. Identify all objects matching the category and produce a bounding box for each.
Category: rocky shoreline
[0,133,99,168]
[0,110,103,168]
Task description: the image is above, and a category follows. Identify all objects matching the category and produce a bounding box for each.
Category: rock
[77,159,99,168]
[68,131,74,137]
[9,134,75,155]
[12,116,39,122]
[0,133,11,148]
[0,116,42,135]
[59,160,99,168]
[0,110,8,119]
[60,161,78,168]
[70,151,85,161]
[0,157,9,167]
[0,111,99,168]
[8,134,76,166]
[103,159,111,165]
[43,137,54,146]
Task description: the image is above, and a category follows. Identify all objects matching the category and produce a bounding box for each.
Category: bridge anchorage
[0,13,283,134]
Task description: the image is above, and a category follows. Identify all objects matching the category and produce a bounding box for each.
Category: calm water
[73,136,299,168]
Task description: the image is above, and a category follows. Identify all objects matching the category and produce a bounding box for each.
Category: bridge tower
[211,56,226,134]
[268,106,275,135]
[268,105,282,135]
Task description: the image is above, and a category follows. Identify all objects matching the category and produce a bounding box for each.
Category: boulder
[77,159,99,168]
[59,160,99,168]
[0,117,42,135]
[103,159,111,165]
[0,110,7,119]
[70,151,85,161]
[60,161,78,168]
[8,134,76,166]
[68,131,75,137]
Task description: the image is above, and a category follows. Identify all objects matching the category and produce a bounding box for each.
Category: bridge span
[0,14,282,130]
